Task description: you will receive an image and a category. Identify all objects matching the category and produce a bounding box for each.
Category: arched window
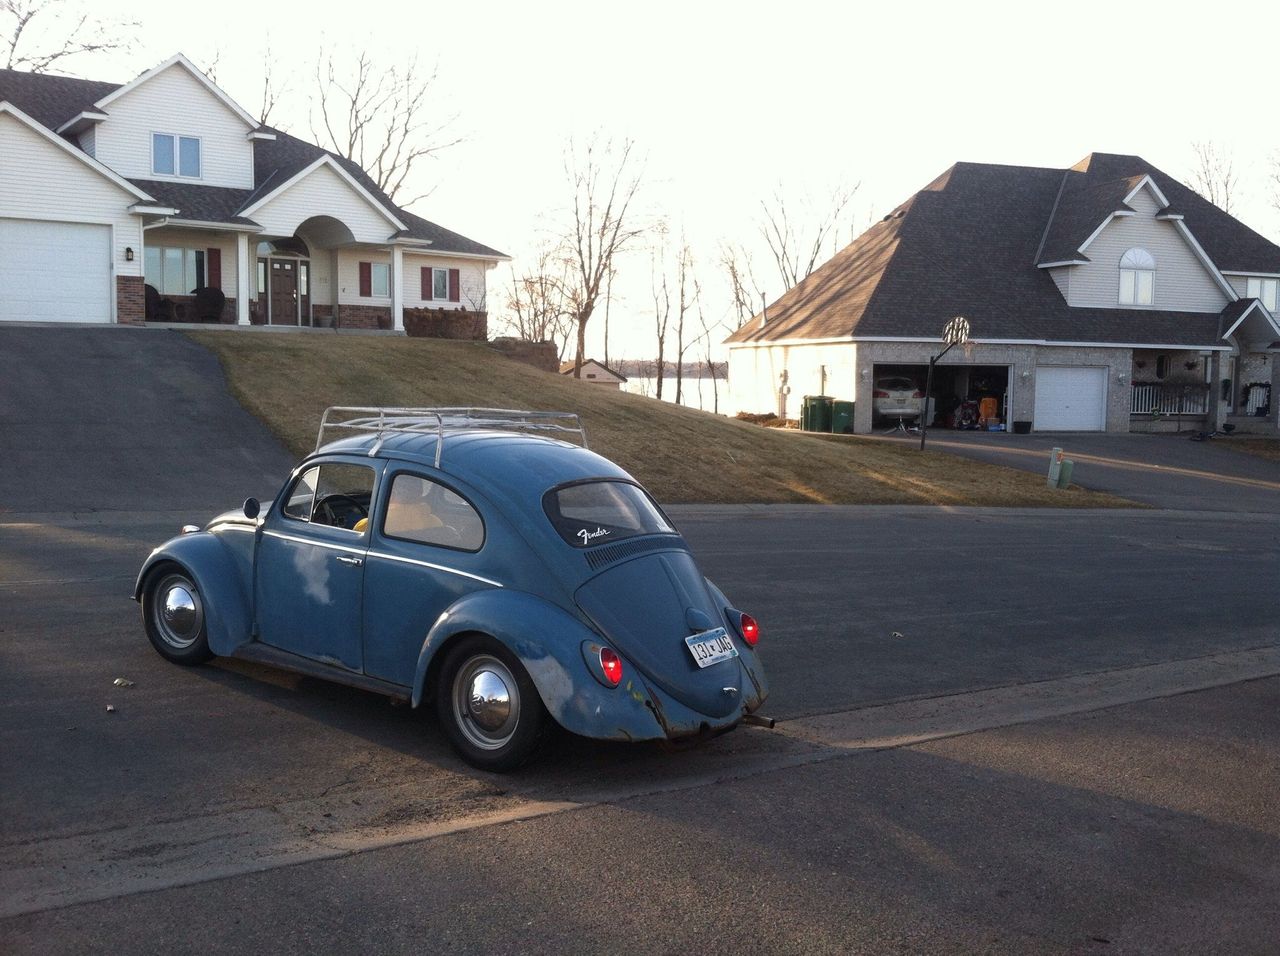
[1119,248,1155,306]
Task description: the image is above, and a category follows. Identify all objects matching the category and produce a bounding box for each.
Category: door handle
[335,555,363,566]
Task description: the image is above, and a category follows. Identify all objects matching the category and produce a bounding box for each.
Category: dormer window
[1118,248,1155,306]
[152,133,200,178]
[1245,277,1278,311]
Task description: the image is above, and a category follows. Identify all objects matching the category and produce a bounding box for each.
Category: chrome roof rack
[315,406,589,467]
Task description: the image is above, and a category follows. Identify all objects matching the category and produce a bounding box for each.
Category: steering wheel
[313,493,368,529]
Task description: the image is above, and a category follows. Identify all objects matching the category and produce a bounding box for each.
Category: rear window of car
[877,377,916,391]
[544,481,675,548]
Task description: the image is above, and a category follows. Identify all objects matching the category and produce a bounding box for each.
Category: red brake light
[599,647,623,687]
[873,389,889,398]
[912,390,923,398]
[739,613,759,647]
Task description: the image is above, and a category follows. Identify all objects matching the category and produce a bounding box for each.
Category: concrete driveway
[882,431,1280,513]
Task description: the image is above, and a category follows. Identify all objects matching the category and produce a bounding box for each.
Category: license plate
[685,627,738,668]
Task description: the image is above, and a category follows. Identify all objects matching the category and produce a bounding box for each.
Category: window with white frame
[1119,248,1155,306]
[431,267,448,300]
[152,133,201,177]
[144,247,205,295]
[371,262,390,297]
[1245,276,1278,311]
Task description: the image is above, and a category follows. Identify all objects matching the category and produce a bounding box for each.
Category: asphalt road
[3,327,1279,952]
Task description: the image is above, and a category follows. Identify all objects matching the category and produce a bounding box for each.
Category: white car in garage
[872,376,922,422]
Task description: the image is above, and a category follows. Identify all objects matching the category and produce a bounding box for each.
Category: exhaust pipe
[742,713,776,729]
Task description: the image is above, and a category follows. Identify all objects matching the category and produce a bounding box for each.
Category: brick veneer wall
[339,305,392,330]
[312,304,335,327]
[116,276,144,325]
[489,337,559,373]
[149,293,237,324]
[403,308,487,341]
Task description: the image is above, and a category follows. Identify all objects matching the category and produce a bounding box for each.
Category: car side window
[282,463,375,533]
[382,474,484,551]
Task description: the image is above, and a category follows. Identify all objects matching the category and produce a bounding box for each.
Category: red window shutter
[206,248,222,289]
[421,267,430,301]
[359,261,372,298]
[448,268,460,303]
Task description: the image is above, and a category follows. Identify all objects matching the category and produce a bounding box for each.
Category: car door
[361,469,495,686]
[256,459,381,671]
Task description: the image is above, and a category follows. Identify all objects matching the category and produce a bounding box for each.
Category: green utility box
[801,395,834,432]
[830,400,855,434]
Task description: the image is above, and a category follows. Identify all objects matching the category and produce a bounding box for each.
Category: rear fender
[411,589,663,742]
[134,533,253,657]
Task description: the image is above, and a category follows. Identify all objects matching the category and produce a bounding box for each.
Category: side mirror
[243,497,261,519]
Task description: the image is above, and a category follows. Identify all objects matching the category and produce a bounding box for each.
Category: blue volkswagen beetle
[135,408,769,770]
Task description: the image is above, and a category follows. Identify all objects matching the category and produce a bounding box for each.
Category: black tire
[142,566,214,665]
[436,635,548,772]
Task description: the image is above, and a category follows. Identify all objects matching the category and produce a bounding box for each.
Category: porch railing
[1131,383,1208,416]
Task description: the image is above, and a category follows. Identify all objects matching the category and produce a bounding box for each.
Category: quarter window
[1246,277,1278,311]
[382,474,485,551]
[371,262,390,297]
[152,133,200,177]
[1119,248,1155,306]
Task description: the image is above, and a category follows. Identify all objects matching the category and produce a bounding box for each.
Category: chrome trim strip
[366,549,503,588]
[262,529,367,555]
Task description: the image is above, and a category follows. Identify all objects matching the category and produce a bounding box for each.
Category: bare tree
[3,0,137,73]
[561,134,645,377]
[504,243,573,357]
[1268,151,1280,222]
[673,240,697,405]
[757,182,859,291]
[720,242,764,329]
[1189,141,1238,214]
[200,44,286,128]
[694,291,724,415]
[310,49,462,204]
[650,226,672,401]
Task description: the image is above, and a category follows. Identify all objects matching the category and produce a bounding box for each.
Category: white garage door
[0,219,111,323]
[1034,366,1108,431]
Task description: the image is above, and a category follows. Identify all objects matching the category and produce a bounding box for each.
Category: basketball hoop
[920,316,973,451]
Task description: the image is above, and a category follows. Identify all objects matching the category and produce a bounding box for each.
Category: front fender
[411,589,664,742]
[134,533,252,657]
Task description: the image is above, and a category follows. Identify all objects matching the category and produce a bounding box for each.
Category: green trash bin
[831,400,855,434]
[803,394,834,432]
[800,395,815,431]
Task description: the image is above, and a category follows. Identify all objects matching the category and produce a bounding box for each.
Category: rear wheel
[142,567,214,665]
[436,636,548,771]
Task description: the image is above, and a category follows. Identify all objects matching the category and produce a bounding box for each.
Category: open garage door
[1034,366,1107,431]
[0,219,112,323]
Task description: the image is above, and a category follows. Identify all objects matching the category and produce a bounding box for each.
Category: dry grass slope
[188,332,1129,508]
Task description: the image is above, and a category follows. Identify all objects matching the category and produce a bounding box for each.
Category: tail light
[912,390,923,398]
[599,647,623,687]
[873,389,889,398]
[739,613,760,647]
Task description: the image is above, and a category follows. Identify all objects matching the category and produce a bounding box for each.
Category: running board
[230,643,413,703]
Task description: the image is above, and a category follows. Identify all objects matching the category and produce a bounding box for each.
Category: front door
[255,460,380,670]
[269,258,298,325]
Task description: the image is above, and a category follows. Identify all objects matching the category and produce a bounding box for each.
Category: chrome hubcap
[452,655,520,751]
[153,575,202,649]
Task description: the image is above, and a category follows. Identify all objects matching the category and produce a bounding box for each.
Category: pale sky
[33,0,1280,360]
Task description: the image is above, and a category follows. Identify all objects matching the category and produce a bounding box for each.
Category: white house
[726,154,1280,434]
[0,54,506,329]
[560,359,627,389]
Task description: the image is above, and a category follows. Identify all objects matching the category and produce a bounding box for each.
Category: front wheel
[142,567,214,665]
[436,636,548,771]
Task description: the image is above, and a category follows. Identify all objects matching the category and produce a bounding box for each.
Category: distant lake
[621,376,726,414]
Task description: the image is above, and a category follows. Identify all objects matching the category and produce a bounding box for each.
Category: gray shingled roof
[727,155,1280,349]
[0,68,506,259]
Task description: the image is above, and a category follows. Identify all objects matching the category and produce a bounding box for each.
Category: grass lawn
[188,332,1131,508]
[1225,437,1280,462]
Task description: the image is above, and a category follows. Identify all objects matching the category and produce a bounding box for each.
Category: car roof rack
[315,406,589,467]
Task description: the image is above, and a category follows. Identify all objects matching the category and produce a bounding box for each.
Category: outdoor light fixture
[125,247,134,262]
[1020,369,1031,380]
[860,368,870,379]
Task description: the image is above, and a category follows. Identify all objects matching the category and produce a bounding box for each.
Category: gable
[91,63,255,189]
[1063,186,1229,313]
[248,161,401,244]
